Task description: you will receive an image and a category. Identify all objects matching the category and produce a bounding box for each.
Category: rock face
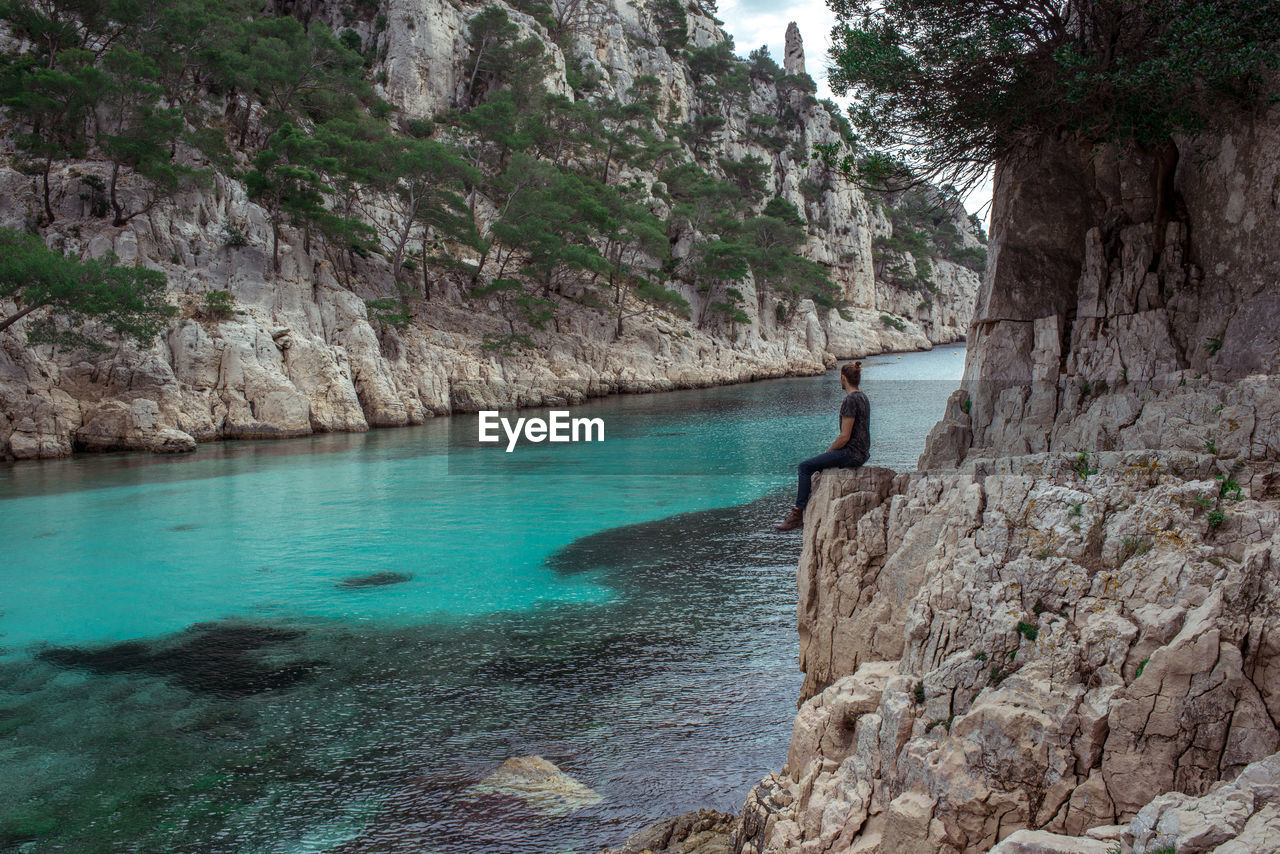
[733,104,1280,852]
[602,808,738,854]
[921,107,1280,470]
[991,751,1280,853]
[0,1,980,460]
[738,455,1280,853]
[784,23,805,76]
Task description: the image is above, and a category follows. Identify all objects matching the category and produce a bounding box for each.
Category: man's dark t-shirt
[839,390,871,464]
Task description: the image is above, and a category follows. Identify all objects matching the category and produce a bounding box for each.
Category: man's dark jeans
[795,448,865,509]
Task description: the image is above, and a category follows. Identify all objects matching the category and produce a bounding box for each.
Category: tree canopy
[0,229,175,350]
[826,0,1280,191]
[0,0,860,355]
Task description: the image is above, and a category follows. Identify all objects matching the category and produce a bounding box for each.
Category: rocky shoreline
[595,82,1280,854]
[0,242,965,460]
[0,0,981,462]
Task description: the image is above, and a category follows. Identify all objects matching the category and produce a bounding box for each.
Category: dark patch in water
[168,523,200,531]
[38,623,319,698]
[32,531,57,538]
[546,493,790,590]
[0,705,37,736]
[338,571,413,589]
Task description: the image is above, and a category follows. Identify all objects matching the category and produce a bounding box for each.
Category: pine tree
[96,48,203,225]
[0,50,97,222]
[0,228,175,350]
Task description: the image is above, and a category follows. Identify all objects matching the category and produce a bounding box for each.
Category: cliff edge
[733,102,1280,853]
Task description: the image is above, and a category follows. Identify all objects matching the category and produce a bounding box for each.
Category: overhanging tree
[826,0,1280,198]
[245,124,337,274]
[355,133,480,299]
[0,228,175,350]
[95,47,204,226]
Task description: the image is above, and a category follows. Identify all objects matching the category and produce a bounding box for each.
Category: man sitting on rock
[774,361,871,531]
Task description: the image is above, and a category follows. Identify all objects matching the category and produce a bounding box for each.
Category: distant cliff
[0,0,982,459]
[732,100,1280,853]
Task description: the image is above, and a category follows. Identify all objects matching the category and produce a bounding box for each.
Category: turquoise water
[0,347,963,853]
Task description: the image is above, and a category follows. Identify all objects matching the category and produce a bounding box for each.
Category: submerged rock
[470,756,602,815]
[38,623,318,698]
[336,571,413,589]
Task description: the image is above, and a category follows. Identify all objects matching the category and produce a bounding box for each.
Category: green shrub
[652,0,689,52]
[1217,470,1243,501]
[366,298,411,331]
[199,290,236,320]
[221,225,250,248]
[1072,452,1098,482]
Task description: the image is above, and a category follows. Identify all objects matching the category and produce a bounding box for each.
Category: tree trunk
[466,39,489,106]
[471,243,492,289]
[271,220,280,276]
[109,163,127,227]
[601,140,615,184]
[0,301,46,335]
[237,93,251,148]
[613,274,625,340]
[422,233,431,299]
[40,160,55,224]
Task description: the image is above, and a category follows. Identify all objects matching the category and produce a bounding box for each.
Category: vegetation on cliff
[0,0,854,354]
[826,0,1280,193]
[0,227,174,348]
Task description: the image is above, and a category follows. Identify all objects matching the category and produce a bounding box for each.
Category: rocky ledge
[734,451,1280,853]
[602,808,738,854]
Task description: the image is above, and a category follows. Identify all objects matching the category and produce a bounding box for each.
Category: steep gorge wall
[733,105,1280,853]
[921,113,1280,469]
[0,0,980,460]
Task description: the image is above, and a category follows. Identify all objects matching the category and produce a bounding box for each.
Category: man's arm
[826,415,855,452]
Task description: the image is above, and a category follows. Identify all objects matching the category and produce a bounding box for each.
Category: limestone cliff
[0,1,981,460]
[733,104,1280,853]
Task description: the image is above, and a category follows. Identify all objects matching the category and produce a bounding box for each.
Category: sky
[714,0,994,225]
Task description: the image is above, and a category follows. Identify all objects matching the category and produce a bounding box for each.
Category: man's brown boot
[774,506,803,532]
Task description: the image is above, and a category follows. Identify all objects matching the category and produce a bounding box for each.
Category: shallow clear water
[1,347,964,853]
